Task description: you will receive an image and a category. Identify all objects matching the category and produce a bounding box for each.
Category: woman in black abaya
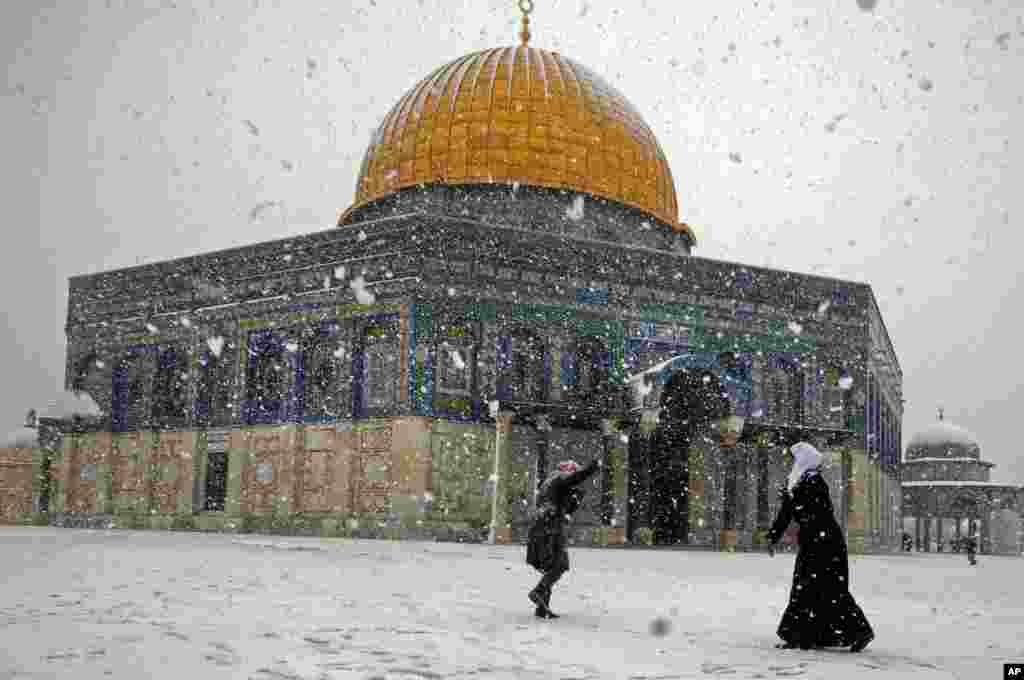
[767,442,875,652]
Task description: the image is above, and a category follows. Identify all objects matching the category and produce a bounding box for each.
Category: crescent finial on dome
[518,0,534,46]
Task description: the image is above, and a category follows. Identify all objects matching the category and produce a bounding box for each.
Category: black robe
[526,460,600,574]
[768,471,874,647]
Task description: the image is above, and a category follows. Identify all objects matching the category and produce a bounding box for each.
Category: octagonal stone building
[40,31,904,552]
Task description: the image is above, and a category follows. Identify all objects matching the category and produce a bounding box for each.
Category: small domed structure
[905,420,981,460]
[902,412,1024,556]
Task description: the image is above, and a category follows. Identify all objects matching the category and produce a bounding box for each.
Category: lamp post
[488,400,503,545]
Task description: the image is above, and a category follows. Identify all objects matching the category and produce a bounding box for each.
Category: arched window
[767,368,791,421]
[434,323,477,416]
[823,365,847,428]
[357,316,400,415]
[245,332,287,424]
[71,351,98,393]
[502,327,547,403]
[151,347,188,428]
[112,347,156,432]
[197,346,234,427]
[301,322,343,421]
[765,356,804,424]
[573,336,610,399]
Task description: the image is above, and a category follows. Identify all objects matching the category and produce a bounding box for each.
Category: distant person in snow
[965,533,978,565]
[525,458,601,619]
[767,442,875,652]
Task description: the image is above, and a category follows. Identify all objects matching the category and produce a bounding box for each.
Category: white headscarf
[787,442,824,492]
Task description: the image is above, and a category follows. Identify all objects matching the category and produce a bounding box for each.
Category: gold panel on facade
[346,46,688,239]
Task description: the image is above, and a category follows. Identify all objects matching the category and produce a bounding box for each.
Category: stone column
[491,412,515,544]
[936,518,944,551]
[533,429,549,512]
[738,447,758,547]
[915,516,922,551]
[955,516,962,545]
[980,511,991,555]
[600,419,628,545]
[627,430,652,543]
[718,441,739,552]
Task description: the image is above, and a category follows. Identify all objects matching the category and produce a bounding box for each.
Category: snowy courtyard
[1,528,1021,679]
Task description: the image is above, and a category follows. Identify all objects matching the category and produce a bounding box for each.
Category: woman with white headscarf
[767,442,874,652]
[525,457,601,619]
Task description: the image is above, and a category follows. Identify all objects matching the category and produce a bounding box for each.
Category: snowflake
[565,195,585,221]
[207,336,225,358]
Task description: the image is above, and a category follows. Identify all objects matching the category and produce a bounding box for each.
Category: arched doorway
[630,367,731,546]
[949,493,980,552]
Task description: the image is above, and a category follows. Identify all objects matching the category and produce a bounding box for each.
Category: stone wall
[0,447,34,523]
[845,448,877,553]
[429,420,495,530]
[110,431,152,514]
[150,431,197,515]
[299,424,354,513]
[22,418,904,555]
[58,432,114,514]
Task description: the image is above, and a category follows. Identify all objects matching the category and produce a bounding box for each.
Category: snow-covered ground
[1,528,1020,679]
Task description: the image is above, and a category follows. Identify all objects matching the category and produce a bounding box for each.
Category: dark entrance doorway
[629,367,731,546]
[204,451,228,511]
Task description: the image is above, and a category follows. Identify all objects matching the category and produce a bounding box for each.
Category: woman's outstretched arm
[562,458,601,489]
[767,488,794,545]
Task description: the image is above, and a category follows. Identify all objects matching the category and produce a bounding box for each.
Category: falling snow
[349,275,375,305]
[206,336,225,358]
[565,195,585,221]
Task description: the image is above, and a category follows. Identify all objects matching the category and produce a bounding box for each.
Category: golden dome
[343,46,690,239]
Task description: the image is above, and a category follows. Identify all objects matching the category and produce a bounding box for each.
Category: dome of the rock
[341,45,691,240]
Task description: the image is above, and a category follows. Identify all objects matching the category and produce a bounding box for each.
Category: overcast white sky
[1,0,1021,483]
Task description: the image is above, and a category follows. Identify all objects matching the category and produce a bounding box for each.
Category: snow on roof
[1,426,38,449]
[901,481,1022,488]
[902,457,992,466]
[907,421,979,450]
[39,391,102,419]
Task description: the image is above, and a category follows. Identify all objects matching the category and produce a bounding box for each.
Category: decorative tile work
[0,446,34,523]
